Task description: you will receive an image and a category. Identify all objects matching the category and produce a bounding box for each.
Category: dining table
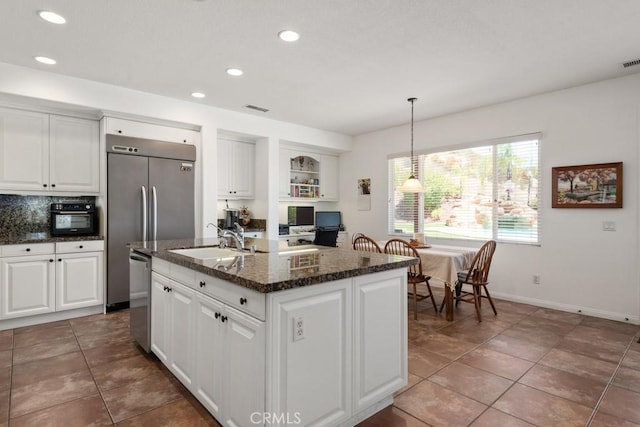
[379,241,478,321]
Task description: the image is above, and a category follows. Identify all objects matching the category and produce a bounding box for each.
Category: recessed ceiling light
[191,92,206,98]
[34,56,56,65]
[38,10,66,24]
[226,68,244,77]
[278,30,300,42]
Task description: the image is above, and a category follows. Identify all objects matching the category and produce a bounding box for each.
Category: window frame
[388,133,541,245]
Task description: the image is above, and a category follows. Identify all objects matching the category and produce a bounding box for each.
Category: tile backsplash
[0,194,96,239]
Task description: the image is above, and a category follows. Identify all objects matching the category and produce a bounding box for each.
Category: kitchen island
[129,238,416,427]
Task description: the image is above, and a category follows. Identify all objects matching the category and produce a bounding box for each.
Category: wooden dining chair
[351,232,365,244]
[353,235,382,253]
[384,238,437,319]
[439,240,497,321]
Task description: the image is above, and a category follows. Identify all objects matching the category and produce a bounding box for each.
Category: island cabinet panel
[194,294,226,420]
[267,279,352,427]
[150,272,196,388]
[222,305,266,427]
[194,292,266,426]
[149,254,408,427]
[353,270,408,411]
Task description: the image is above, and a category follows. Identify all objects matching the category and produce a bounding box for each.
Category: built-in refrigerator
[106,134,196,308]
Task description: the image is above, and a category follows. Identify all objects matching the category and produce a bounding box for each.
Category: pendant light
[398,97,424,193]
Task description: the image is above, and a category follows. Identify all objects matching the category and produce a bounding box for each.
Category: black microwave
[50,203,97,236]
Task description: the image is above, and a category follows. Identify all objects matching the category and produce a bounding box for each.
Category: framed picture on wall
[551,162,622,208]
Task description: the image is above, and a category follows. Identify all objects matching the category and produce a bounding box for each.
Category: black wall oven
[50,203,97,236]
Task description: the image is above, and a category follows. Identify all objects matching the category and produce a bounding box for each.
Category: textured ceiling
[1,0,640,135]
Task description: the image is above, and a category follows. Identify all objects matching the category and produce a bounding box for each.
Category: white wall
[339,73,640,324]
[0,62,352,238]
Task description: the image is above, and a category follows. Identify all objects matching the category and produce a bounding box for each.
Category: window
[388,133,540,244]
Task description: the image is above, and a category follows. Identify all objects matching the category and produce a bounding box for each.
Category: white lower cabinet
[56,251,104,311]
[194,293,265,426]
[151,261,407,427]
[353,270,407,411]
[268,279,352,426]
[0,254,55,318]
[150,273,196,388]
[0,241,104,320]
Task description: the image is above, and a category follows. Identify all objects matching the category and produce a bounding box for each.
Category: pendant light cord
[408,97,417,176]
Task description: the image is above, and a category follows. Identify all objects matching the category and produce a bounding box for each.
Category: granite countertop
[0,232,104,245]
[129,238,417,294]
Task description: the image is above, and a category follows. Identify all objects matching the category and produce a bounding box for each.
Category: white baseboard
[0,305,105,331]
[490,291,640,325]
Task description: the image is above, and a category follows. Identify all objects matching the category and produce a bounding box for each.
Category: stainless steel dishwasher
[129,250,151,352]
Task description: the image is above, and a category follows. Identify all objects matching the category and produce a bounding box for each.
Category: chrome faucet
[207,222,245,250]
[221,222,245,250]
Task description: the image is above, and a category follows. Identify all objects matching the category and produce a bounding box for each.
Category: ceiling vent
[622,58,640,68]
[244,104,269,113]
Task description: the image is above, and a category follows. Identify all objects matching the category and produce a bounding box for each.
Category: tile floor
[0,289,638,426]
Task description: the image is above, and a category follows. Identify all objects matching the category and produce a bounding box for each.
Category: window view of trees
[388,136,540,244]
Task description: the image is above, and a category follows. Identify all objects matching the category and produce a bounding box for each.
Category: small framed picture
[551,162,622,208]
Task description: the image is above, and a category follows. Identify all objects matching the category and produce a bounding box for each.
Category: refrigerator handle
[141,186,148,241]
[152,186,158,241]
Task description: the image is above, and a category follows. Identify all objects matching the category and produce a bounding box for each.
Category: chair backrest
[384,238,422,277]
[351,232,365,244]
[314,229,339,247]
[462,240,496,284]
[353,235,382,253]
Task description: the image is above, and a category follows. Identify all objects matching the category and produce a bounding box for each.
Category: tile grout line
[584,335,637,427]
[70,320,117,426]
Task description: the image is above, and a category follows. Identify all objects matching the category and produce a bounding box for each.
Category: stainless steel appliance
[50,202,97,236]
[223,208,239,229]
[107,134,196,308]
[129,250,151,352]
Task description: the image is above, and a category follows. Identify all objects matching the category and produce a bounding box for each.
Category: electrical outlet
[293,316,304,341]
[532,275,540,285]
[602,221,616,231]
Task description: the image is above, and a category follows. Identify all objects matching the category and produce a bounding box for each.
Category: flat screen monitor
[315,211,341,230]
[287,206,314,226]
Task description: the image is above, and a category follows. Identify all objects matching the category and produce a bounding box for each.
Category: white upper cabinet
[0,108,99,194]
[50,115,99,193]
[0,108,49,191]
[320,154,339,201]
[104,117,198,145]
[217,138,255,199]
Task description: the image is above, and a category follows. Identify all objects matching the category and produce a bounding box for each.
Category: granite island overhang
[128,237,418,427]
[128,237,418,293]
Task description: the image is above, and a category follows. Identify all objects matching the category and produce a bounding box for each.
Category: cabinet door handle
[239,297,247,305]
[167,287,172,292]
[163,286,168,292]
[58,258,62,262]
[49,259,54,263]
[51,184,56,188]
[43,184,47,187]
[199,281,206,288]
[26,248,31,252]
[221,315,228,323]
[215,312,220,319]
[79,245,84,249]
